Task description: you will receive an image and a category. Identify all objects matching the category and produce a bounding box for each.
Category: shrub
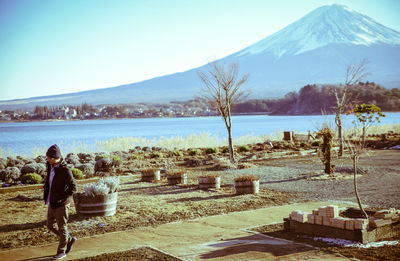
[98,176,120,193]
[318,127,335,175]
[150,151,163,158]
[84,182,109,196]
[172,150,183,157]
[311,141,320,147]
[129,153,143,160]
[185,158,203,167]
[75,163,95,178]
[95,154,109,161]
[221,147,229,153]
[21,173,42,184]
[111,156,121,164]
[0,167,21,184]
[188,149,201,156]
[234,175,259,182]
[83,176,120,196]
[205,148,218,154]
[95,158,114,172]
[0,158,7,169]
[238,145,251,152]
[78,153,93,161]
[21,163,45,176]
[66,153,80,165]
[34,155,47,164]
[211,158,236,171]
[71,168,84,180]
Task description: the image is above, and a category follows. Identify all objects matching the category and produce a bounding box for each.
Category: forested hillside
[234,82,400,115]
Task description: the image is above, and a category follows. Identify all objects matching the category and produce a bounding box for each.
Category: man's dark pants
[47,204,70,254]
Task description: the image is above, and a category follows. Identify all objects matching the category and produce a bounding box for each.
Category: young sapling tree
[352,104,385,148]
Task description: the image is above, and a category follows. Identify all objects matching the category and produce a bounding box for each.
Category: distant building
[55,107,77,119]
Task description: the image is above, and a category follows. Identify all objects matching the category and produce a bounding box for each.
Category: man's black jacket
[43,160,77,209]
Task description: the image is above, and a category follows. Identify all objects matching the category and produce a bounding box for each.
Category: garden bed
[0,173,295,250]
[253,223,400,261]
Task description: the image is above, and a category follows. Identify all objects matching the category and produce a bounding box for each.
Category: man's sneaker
[53,252,66,260]
[66,237,77,254]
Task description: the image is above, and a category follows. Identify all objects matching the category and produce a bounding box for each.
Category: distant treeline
[233,82,400,115]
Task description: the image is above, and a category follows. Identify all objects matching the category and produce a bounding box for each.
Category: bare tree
[344,140,369,219]
[333,59,369,157]
[198,62,249,163]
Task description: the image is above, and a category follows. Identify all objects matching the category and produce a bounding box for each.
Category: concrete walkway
[0,201,354,261]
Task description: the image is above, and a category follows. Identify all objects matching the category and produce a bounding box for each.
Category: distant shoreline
[2,110,400,124]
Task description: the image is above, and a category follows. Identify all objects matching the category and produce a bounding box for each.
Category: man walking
[44,144,77,260]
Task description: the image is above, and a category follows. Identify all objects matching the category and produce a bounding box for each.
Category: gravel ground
[225,150,400,209]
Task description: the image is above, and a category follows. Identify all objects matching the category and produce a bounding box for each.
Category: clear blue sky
[1,0,399,101]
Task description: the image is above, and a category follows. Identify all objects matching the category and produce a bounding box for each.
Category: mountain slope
[236,4,400,58]
[1,4,400,110]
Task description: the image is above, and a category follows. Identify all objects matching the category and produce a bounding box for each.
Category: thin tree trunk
[228,127,235,163]
[353,155,368,219]
[337,114,343,157]
[362,126,366,149]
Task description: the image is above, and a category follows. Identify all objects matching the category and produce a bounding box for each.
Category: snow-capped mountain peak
[238,4,400,58]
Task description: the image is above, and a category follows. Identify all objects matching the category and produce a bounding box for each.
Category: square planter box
[141,169,161,182]
[235,180,259,195]
[167,173,187,185]
[198,176,221,189]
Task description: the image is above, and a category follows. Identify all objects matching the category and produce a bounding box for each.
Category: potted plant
[73,176,120,217]
[198,174,221,189]
[166,170,187,185]
[141,168,161,182]
[234,175,259,195]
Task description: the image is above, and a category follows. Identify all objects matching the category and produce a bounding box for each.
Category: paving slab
[0,201,353,261]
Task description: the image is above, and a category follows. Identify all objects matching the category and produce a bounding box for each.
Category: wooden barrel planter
[167,172,187,185]
[198,176,221,190]
[73,192,118,217]
[141,169,161,182]
[234,176,260,195]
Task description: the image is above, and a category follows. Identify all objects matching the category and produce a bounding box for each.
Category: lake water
[1,113,399,156]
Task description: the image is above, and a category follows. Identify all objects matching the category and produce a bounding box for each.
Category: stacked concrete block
[374,208,397,219]
[286,206,399,243]
[289,206,397,232]
[330,217,346,229]
[315,215,323,225]
[323,216,331,226]
[354,218,369,230]
[310,205,339,227]
[345,219,354,230]
[326,205,339,217]
[290,210,309,223]
[307,214,315,224]
[372,208,400,226]
[318,206,326,216]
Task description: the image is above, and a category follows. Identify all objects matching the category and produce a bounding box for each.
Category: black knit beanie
[46,144,61,158]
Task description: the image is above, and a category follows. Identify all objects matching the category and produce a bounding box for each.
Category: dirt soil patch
[0,172,295,250]
[72,247,181,261]
[253,223,400,261]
